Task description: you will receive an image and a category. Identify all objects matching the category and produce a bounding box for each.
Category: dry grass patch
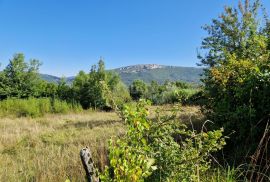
[0,111,124,181]
[0,106,201,181]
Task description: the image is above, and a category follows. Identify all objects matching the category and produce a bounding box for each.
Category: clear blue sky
[0,0,270,76]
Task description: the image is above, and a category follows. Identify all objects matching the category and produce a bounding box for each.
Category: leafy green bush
[198,0,270,164]
[175,88,199,103]
[101,100,226,181]
[132,80,200,105]
[0,98,82,117]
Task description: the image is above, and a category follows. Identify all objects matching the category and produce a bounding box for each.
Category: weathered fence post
[80,147,100,182]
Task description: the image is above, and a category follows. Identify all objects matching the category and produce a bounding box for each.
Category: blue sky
[0,0,270,76]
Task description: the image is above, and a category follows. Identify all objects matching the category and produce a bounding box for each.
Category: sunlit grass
[0,111,124,181]
[0,105,206,181]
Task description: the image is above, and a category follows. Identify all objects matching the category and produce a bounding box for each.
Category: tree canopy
[0,53,43,99]
[199,0,270,163]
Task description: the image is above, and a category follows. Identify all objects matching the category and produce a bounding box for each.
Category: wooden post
[80,147,100,182]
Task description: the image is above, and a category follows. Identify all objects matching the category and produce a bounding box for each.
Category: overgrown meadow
[1,0,270,181]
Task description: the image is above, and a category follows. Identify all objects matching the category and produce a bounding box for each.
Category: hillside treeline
[0,53,198,116]
[0,54,128,112]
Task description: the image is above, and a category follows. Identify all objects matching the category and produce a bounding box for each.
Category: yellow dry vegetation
[0,106,201,181]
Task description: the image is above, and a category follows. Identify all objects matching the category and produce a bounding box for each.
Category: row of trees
[0,54,64,99]
[0,55,131,110]
[0,54,199,111]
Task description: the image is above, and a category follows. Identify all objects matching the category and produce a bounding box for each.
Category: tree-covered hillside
[115,65,203,85]
[40,64,203,85]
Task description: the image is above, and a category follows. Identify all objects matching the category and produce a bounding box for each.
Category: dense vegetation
[0,98,82,117]
[129,79,200,105]
[101,101,225,181]
[0,54,197,113]
[71,60,131,109]
[1,0,270,181]
[198,0,270,179]
[0,55,132,113]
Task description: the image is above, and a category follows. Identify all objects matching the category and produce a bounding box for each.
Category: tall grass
[0,105,203,181]
[0,98,82,117]
[202,166,239,182]
[0,111,123,181]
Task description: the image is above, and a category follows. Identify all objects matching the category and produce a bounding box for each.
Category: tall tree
[0,53,43,99]
[72,59,130,109]
[198,0,267,67]
[199,0,270,163]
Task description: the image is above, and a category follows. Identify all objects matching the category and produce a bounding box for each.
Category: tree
[57,78,73,101]
[0,53,43,99]
[146,81,162,104]
[81,59,110,109]
[198,0,267,67]
[41,81,57,98]
[72,70,89,103]
[199,0,270,163]
[72,59,130,110]
[129,79,148,100]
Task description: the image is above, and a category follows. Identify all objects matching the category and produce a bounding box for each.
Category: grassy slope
[0,106,202,181]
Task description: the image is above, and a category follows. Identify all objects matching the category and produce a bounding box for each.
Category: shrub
[175,88,199,104]
[0,98,82,117]
[101,100,226,181]
[203,57,270,161]
[198,0,270,164]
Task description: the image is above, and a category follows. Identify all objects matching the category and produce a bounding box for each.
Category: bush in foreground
[100,100,226,182]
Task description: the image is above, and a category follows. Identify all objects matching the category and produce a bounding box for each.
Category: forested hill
[40,64,203,85]
[39,74,75,84]
[114,64,203,85]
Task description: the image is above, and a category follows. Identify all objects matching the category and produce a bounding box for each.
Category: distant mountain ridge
[116,64,165,73]
[40,64,203,85]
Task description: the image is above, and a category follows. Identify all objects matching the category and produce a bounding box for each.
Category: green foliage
[116,66,203,85]
[202,166,239,182]
[56,78,74,101]
[0,98,82,117]
[101,100,156,182]
[72,60,130,110]
[129,79,148,100]
[111,81,131,108]
[130,80,200,105]
[199,0,270,163]
[0,56,130,111]
[175,89,199,103]
[101,100,226,182]
[0,53,44,99]
[198,0,266,67]
[40,82,58,98]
